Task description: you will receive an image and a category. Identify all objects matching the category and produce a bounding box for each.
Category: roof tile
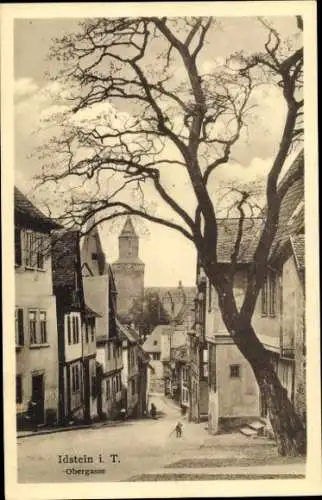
[15,187,60,230]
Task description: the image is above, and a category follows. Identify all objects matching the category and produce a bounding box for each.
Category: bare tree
[37,16,304,455]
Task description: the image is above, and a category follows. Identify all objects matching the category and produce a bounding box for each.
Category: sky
[14,16,302,286]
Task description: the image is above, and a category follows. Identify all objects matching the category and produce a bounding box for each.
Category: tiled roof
[52,230,80,289]
[84,304,101,318]
[291,234,305,271]
[145,286,196,327]
[116,318,137,343]
[215,218,264,263]
[211,150,304,266]
[14,187,60,230]
[270,149,304,260]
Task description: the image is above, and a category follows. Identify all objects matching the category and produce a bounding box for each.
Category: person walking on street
[175,421,183,438]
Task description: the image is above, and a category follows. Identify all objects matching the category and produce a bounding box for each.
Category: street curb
[17,419,136,439]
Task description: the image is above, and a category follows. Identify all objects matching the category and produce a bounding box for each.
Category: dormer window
[91,253,98,260]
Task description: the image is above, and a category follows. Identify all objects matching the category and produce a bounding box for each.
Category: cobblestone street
[17,394,305,483]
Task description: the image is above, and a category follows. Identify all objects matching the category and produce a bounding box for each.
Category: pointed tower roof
[120,215,138,237]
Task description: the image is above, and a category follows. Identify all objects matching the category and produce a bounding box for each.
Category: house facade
[143,324,171,393]
[254,150,305,425]
[205,149,305,434]
[52,230,99,424]
[205,218,265,434]
[15,187,60,429]
[118,320,148,417]
[80,223,123,420]
[188,274,209,423]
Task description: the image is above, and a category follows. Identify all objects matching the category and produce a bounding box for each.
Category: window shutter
[17,308,24,345]
[15,228,22,266]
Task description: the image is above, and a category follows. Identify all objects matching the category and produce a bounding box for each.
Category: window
[152,353,160,361]
[91,374,97,398]
[182,367,188,383]
[153,340,158,346]
[86,317,95,342]
[106,379,110,400]
[29,310,37,344]
[85,323,89,343]
[107,343,110,360]
[90,318,95,342]
[25,231,46,270]
[113,377,116,393]
[67,316,72,345]
[15,308,24,346]
[91,252,98,260]
[131,379,135,395]
[182,386,189,404]
[71,364,80,393]
[203,361,209,379]
[230,364,240,378]
[72,316,80,344]
[268,274,276,316]
[40,311,47,343]
[15,227,22,266]
[16,375,22,404]
[261,272,277,317]
[202,348,208,379]
[208,280,212,313]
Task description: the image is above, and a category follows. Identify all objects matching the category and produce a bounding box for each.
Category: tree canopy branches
[38,15,303,318]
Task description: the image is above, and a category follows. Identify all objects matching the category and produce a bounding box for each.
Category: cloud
[14,77,39,100]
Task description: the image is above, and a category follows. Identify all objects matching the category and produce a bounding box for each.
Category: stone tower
[111,216,145,320]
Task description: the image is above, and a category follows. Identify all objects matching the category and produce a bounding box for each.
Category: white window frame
[29,310,38,345]
[24,230,46,270]
[39,311,47,344]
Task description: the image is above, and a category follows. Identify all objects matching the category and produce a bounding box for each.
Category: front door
[32,374,45,424]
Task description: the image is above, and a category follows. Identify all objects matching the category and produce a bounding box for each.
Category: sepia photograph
[2,1,320,499]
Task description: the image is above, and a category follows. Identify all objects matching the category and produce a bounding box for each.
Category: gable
[81,262,93,277]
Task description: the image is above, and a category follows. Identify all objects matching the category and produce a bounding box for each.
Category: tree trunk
[204,265,306,456]
[229,321,306,456]
[252,359,306,456]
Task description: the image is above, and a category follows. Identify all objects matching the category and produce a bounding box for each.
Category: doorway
[32,373,45,425]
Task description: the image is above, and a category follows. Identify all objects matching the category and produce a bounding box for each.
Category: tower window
[92,253,98,260]
[230,364,240,378]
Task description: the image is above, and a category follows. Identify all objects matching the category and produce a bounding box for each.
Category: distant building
[80,222,123,421]
[52,230,100,424]
[15,187,60,429]
[188,276,209,423]
[111,216,196,338]
[117,320,149,417]
[144,284,196,330]
[111,217,145,321]
[143,324,172,393]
